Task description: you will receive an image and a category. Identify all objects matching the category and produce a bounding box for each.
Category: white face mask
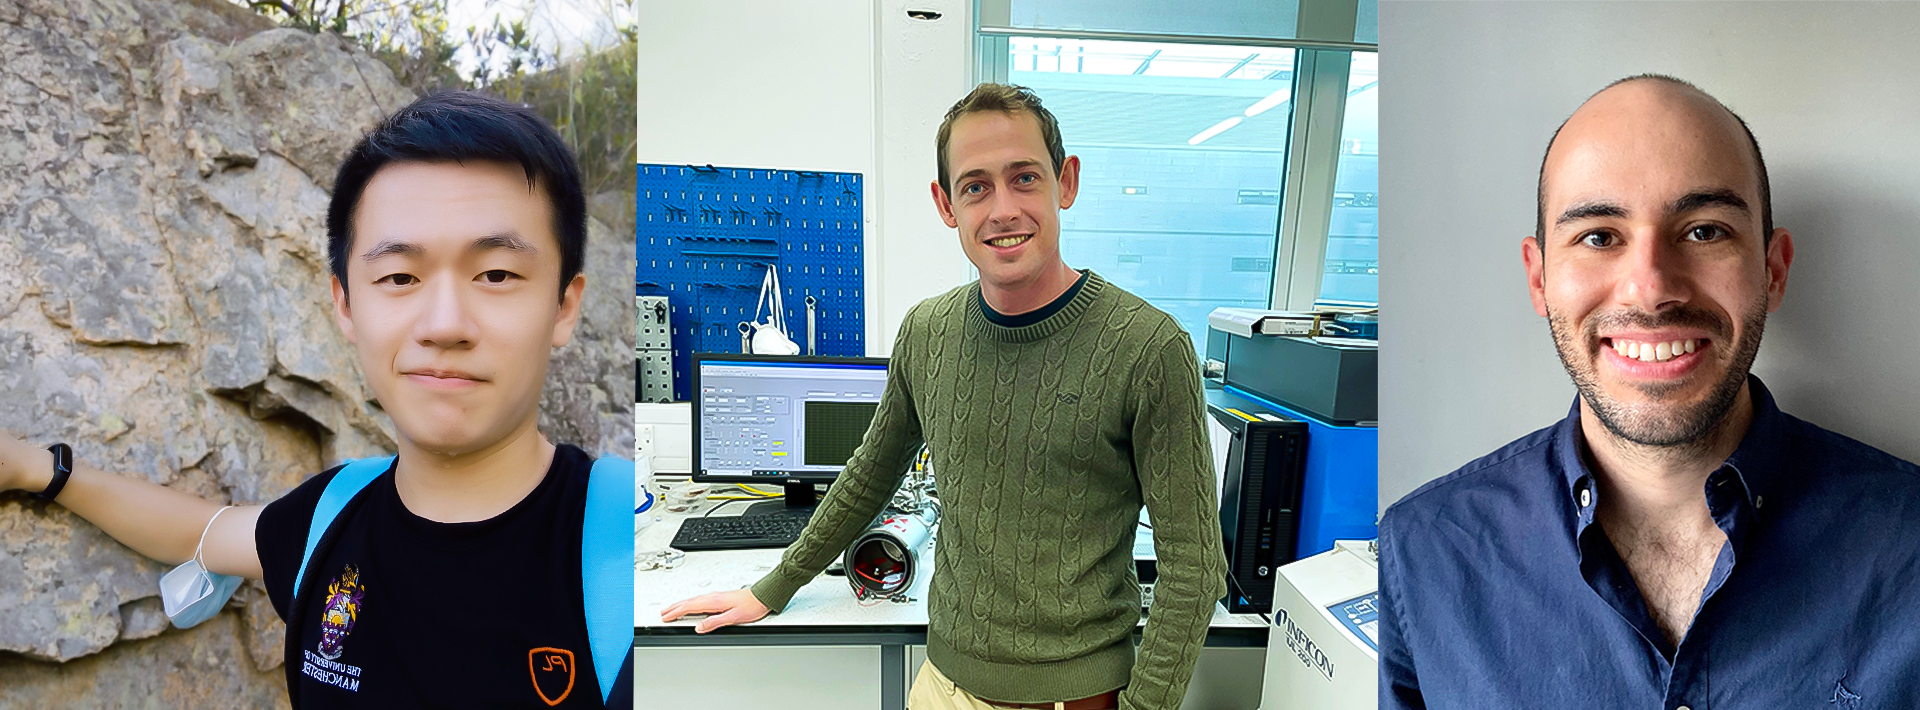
[743,264,800,355]
[159,506,244,629]
[748,323,800,355]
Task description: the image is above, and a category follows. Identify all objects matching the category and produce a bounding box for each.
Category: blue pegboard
[636,164,866,401]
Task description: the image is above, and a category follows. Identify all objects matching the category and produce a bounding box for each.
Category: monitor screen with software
[692,353,888,512]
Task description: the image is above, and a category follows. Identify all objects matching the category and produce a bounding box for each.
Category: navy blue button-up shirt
[1381,377,1920,709]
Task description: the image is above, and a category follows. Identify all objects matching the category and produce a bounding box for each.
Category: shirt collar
[1555,374,1787,532]
[1721,375,1788,509]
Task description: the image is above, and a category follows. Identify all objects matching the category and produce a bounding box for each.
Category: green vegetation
[236,0,635,195]
[486,18,636,197]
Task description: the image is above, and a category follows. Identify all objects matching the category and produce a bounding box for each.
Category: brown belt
[976,689,1123,710]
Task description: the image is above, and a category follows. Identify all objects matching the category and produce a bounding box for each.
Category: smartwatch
[30,443,73,503]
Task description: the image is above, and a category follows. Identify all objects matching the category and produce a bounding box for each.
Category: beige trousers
[907,660,1076,710]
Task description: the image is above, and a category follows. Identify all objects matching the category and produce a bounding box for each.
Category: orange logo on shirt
[528,647,576,706]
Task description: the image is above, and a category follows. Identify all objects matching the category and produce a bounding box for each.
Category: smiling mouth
[985,234,1031,248]
[1604,337,1705,363]
[403,369,486,383]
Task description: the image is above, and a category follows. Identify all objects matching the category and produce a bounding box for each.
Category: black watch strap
[30,443,73,503]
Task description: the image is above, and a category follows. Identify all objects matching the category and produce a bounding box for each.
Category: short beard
[1547,295,1767,448]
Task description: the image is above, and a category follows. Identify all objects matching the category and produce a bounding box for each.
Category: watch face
[32,444,73,502]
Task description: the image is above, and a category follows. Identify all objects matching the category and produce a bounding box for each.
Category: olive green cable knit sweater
[749,272,1227,707]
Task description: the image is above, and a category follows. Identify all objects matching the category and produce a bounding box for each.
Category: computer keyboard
[671,513,812,551]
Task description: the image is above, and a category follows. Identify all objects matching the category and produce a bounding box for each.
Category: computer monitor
[691,353,889,517]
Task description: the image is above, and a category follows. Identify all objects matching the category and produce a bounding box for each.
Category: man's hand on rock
[0,430,54,494]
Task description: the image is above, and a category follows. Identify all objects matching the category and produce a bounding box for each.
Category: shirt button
[1579,488,1591,507]
[1756,495,1764,509]
[1676,706,1690,710]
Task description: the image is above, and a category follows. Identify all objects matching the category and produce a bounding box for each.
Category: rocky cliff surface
[0,0,634,704]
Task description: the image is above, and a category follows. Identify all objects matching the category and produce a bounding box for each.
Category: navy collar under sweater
[976,269,1090,328]
[966,269,1103,343]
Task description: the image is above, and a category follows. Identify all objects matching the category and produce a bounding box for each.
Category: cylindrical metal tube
[843,506,938,599]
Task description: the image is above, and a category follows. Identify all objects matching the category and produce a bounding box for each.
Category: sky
[446,0,628,77]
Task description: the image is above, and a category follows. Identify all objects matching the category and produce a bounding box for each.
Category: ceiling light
[1188,116,1243,145]
[1245,88,1291,118]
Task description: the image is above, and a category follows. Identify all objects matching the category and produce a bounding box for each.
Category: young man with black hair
[664,83,1226,710]
[0,91,634,708]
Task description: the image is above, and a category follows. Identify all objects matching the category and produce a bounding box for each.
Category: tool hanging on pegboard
[635,164,866,401]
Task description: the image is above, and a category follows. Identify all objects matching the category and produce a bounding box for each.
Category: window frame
[975,0,1378,312]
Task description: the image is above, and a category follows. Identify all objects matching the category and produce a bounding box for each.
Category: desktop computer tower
[1207,388,1309,615]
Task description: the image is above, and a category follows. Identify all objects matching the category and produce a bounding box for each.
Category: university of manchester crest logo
[317,565,365,660]
[528,647,576,706]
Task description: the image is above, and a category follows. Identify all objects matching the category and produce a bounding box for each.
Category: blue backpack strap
[582,456,635,703]
[293,456,394,598]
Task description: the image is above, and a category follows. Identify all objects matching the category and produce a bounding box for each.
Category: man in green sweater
[662,83,1227,709]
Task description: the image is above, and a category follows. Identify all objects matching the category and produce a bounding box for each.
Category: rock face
[0,0,635,702]
[0,612,290,709]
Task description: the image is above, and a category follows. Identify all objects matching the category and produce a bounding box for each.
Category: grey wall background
[1379,1,1920,509]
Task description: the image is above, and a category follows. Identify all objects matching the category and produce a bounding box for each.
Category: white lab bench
[634,479,1272,709]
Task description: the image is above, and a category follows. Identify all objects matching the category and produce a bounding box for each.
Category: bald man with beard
[1378,75,1920,709]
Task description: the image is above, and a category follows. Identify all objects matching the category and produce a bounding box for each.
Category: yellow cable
[710,484,781,501]
[733,484,781,497]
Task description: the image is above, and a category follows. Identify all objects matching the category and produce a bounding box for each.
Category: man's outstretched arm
[663,308,927,631]
[0,432,263,578]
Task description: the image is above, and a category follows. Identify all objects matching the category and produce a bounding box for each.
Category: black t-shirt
[257,445,626,709]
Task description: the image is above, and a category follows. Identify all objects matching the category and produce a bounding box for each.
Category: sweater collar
[965,271,1108,343]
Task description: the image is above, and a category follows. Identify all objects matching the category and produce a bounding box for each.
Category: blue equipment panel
[636,164,866,401]
[1227,385,1378,558]
[1329,592,1380,652]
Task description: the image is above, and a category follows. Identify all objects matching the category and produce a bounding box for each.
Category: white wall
[636,0,976,355]
[872,0,977,350]
[1378,1,1920,508]
[636,2,874,174]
